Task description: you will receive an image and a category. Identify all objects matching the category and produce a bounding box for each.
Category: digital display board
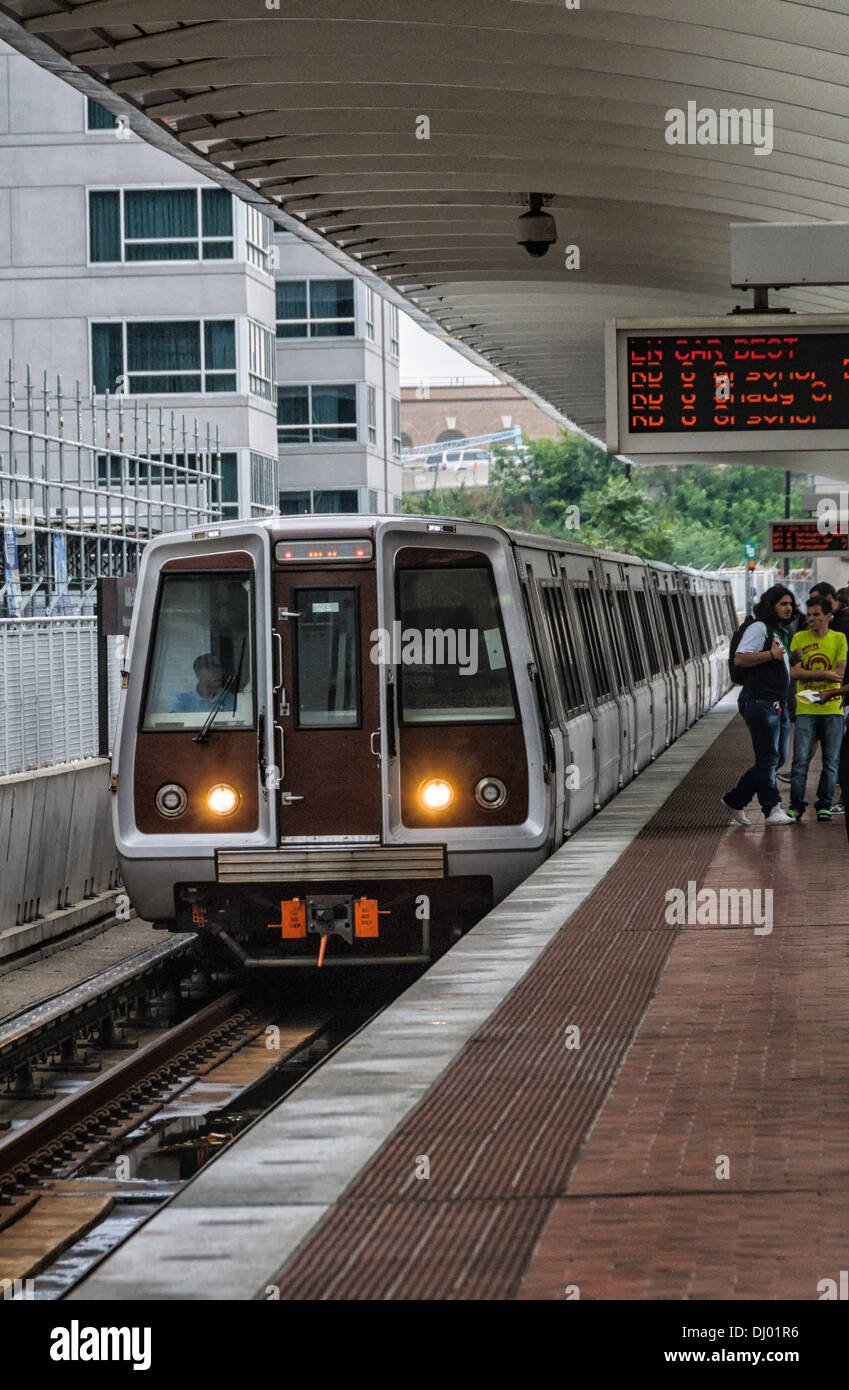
[768,520,848,554]
[607,316,849,456]
[275,539,372,562]
[627,333,849,433]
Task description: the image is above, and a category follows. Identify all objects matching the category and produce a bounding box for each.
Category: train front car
[112,517,550,967]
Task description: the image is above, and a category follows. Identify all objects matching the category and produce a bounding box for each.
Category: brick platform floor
[272,716,849,1300]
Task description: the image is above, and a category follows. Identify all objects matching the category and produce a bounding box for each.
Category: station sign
[767,519,849,554]
[606,315,849,455]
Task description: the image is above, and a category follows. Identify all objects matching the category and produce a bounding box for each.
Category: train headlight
[207,783,240,816]
[155,783,188,818]
[475,776,508,809]
[420,778,454,811]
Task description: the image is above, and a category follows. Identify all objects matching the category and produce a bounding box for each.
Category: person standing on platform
[786,597,847,822]
[721,585,795,826]
[809,582,849,642]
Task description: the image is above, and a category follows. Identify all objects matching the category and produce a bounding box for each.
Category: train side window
[616,589,646,683]
[293,587,360,727]
[574,585,612,700]
[671,593,692,660]
[634,589,661,676]
[540,583,586,716]
[141,572,255,731]
[659,592,680,664]
[600,590,629,692]
[397,566,518,724]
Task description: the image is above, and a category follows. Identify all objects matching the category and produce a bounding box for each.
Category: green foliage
[404,430,808,568]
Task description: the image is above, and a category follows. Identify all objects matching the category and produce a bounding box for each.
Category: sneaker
[765,808,795,825]
[830,803,844,815]
[777,771,792,783]
[785,808,803,822]
[817,809,832,822]
[720,795,750,826]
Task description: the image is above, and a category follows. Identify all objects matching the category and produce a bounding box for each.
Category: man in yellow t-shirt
[788,596,847,821]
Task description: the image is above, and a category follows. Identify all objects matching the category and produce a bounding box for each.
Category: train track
[0,986,330,1293]
[0,935,198,1101]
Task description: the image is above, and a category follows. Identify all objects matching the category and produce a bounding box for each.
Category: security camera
[517,193,557,258]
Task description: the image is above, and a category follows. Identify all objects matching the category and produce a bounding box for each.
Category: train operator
[170,653,228,713]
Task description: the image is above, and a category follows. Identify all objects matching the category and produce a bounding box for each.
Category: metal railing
[1,360,222,616]
[0,616,124,775]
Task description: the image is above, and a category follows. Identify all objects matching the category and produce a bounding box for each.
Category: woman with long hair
[721,584,796,826]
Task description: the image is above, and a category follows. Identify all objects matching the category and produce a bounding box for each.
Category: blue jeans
[790,713,843,813]
[725,693,790,811]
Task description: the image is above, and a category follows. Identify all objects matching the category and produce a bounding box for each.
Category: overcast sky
[399,313,497,386]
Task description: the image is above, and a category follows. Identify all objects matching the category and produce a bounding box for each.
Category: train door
[272,566,382,838]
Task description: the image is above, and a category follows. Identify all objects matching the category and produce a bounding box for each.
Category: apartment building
[274,233,402,515]
[0,43,402,519]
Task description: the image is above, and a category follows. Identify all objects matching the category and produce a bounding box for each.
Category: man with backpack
[721,584,796,826]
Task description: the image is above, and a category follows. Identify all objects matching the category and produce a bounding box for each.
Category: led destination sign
[769,520,849,555]
[608,317,849,456]
[627,333,849,434]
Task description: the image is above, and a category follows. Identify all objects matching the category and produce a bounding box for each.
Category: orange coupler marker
[317,935,328,969]
[191,904,207,928]
[354,898,379,938]
[267,898,306,938]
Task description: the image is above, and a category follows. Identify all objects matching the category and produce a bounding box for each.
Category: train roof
[154,513,730,582]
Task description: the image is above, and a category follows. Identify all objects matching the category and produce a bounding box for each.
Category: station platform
[70,694,849,1301]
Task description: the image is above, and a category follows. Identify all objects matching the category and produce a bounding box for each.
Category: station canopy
[4,0,849,473]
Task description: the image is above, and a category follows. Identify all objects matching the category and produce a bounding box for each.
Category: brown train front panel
[134,730,259,834]
[394,545,528,830]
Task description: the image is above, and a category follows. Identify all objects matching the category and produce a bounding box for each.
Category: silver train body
[111,516,733,965]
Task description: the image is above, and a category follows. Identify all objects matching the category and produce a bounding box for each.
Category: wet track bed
[0,962,426,1298]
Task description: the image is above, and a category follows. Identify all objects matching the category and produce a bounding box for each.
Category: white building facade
[0,42,402,520]
[273,233,402,515]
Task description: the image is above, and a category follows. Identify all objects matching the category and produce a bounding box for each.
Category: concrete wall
[0,758,119,934]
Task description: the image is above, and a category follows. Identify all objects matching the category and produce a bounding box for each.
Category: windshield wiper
[193,639,246,744]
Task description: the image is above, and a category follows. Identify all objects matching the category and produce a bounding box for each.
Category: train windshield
[397,566,517,724]
[141,572,255,731]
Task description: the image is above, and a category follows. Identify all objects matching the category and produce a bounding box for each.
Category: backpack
[728,616,770,684]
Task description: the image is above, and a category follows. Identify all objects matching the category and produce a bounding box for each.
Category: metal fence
[0,617,124,775]
[0,355,231,773]
[1,360,222,617]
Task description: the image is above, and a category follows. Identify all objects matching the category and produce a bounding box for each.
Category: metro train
[112,515,735,967]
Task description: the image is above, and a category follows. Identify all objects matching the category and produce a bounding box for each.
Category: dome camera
[517,193,557,258]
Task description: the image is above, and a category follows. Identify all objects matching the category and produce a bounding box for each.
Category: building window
[279,488,359,515]
[388,303,400,357]
[367,489,379,513]
[365,287,376,341]
[245,205,273,271]
[247,320,275,400]
[366,385,377,444]
[391,398,402,457]
[275,279,355,338]
[87,99,118,131]
[91,319,237,395]
[276,384,357,443]
[250,452,278,516]
[89,187,234,263]
[393,496,403,514]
